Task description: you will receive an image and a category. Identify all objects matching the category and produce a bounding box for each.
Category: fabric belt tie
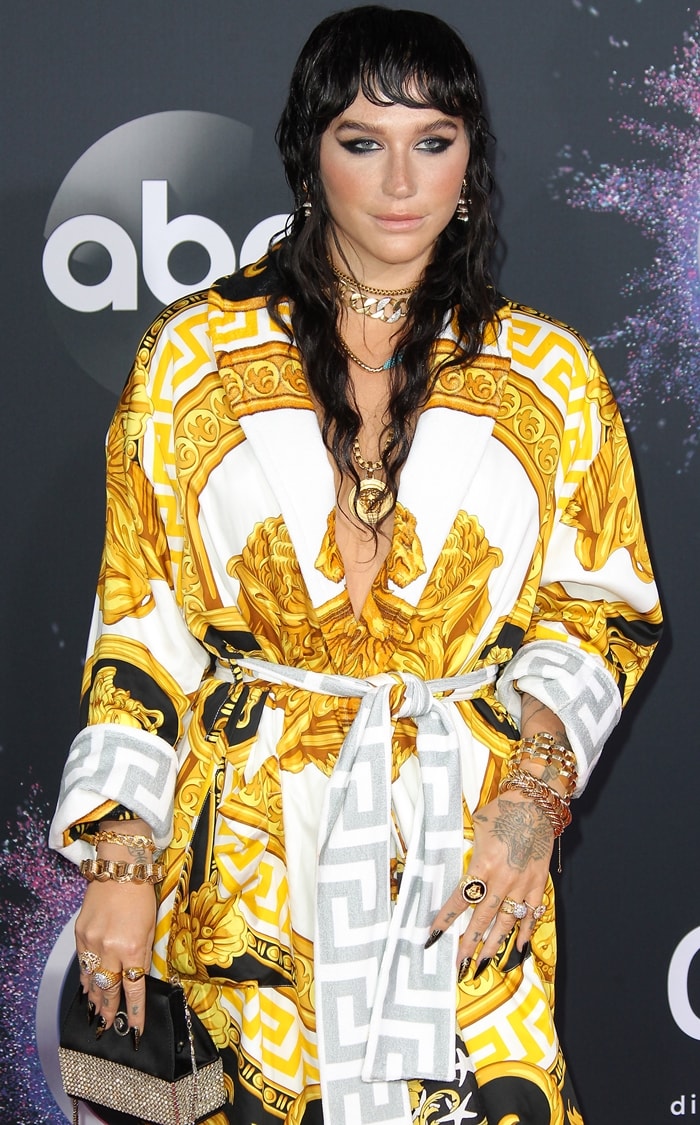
[236,657,498,1125]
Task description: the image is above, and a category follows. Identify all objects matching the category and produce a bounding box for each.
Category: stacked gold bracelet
[79,858,165,884]
[499,733,577,871]
[499,768,572,837]
[510,732,578,799]
[92,830,157,851]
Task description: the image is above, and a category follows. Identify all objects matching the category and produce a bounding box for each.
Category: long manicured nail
[87,1001,96,1025]
[424,929,443,950]
[473,958,491,979]
[95,1017,107,1040]
[458,957,471,983]
[132,1027,141,1052]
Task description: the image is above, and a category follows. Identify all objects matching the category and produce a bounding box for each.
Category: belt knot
[384,672,434,719]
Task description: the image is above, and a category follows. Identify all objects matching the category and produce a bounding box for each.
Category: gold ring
[460,877,488,905]
[501,897,528,920]
[525,900,546,922]
[122,967,146,982]
[78,951,101,975]
[93,968,122,991]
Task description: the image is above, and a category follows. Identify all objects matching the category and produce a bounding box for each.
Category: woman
[51,7,662,1124]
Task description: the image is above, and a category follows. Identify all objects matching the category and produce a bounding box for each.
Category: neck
[327,246,426,295]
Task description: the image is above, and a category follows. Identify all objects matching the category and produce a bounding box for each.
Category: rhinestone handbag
[58,974,226,1125]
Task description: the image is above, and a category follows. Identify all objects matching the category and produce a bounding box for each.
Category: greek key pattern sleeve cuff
[496,640,622,794]
[49,722,178,861]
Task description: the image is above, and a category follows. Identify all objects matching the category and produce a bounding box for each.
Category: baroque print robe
[52,254,661,1125]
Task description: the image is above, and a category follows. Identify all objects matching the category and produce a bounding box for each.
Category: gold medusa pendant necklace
[349,436,394,526]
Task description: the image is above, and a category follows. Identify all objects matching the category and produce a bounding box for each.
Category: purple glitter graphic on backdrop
[0,781,83,1123]
[552,14,700,462]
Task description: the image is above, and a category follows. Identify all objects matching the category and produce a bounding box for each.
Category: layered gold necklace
[331,261,417,373]
[330,264,411,519]
[331,263,417,324]
[349,436,394,526]
[338,338,397,374]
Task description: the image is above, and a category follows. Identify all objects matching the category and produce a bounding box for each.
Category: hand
[427,790,554,977]
[75,879,156,1042]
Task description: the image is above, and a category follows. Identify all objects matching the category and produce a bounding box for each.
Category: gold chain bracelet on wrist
[92,831,157,852]
[498,767,572,837]
[509,732,578,798]
[79,858,165,884]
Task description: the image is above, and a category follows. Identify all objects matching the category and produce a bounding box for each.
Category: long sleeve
[496,322,662,792]
[50,302,213,860]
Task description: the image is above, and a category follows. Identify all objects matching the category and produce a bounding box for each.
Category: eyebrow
[334,117,460,135]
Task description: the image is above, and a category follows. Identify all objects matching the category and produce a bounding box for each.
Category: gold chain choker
[331,263,417,324]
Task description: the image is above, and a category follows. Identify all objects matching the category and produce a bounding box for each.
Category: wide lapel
[214,299,341,610]
[396,312,512,607]
[241,407,339,608]
[214,298,513,613]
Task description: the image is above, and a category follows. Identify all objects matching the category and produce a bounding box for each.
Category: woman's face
[318,90,470,285]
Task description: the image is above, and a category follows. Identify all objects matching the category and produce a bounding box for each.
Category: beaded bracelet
[499,767,572,837]
[509,732,578,798]
[79,858,165,884]
[93,831,157,852]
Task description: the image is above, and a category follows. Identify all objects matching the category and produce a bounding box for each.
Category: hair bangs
[354,12,479,121]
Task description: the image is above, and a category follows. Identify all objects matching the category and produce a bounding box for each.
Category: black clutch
[58,974,226,1125]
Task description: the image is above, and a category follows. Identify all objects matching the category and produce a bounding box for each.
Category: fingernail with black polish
[424,929,443,950]
[87,1001,96,1025]
[473,958,491,979]
[458,957,471,983]
[95,1017,107,1040]
[132,1027,141,1052]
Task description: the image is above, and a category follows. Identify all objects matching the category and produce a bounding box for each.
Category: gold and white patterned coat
[51,255,661,1124]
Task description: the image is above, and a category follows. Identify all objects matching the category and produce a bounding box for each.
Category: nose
[382,151,416,199]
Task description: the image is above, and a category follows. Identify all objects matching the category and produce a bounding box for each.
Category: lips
[373,214,425,230]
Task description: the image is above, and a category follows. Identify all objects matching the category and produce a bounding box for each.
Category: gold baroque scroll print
[226,511,410,774]
[562,370,654,582]
[82,636,190,736]
[401,510,503,678]
[526,582,660,682]
[88,666,165,732]
[173,372,248,617]
[427,345,510,419]
[98,365,173,625]
[494,373,562,523]
[218,340,311,422]
[169,879,248,978]
[227,515,323,667]
[473,1058,571,1125]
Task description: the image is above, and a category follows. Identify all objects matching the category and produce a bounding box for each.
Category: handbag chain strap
[170,975,199,1125]
[184,988,199,1125]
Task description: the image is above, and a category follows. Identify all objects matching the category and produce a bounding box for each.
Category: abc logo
[42,111,289,393]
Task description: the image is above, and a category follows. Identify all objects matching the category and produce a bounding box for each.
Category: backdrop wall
[1,2,698,1122]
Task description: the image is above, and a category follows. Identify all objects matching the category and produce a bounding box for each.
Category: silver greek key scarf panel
[496,639,621,791]
[236,658,498,1125]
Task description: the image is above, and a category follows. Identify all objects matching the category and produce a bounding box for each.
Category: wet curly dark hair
[268,6,500,529]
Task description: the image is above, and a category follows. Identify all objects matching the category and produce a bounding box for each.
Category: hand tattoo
[490,798,552,869]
